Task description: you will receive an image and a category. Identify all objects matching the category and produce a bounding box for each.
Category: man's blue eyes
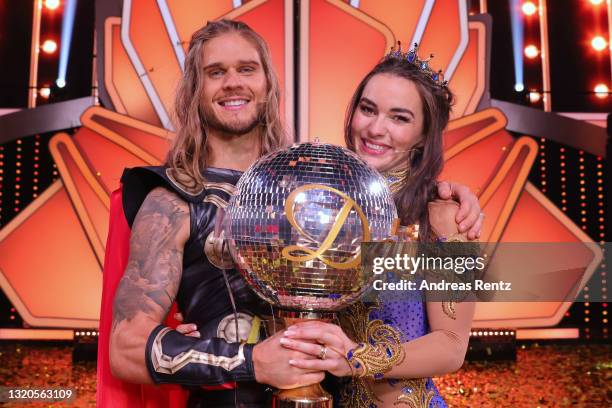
[209,67,255,77]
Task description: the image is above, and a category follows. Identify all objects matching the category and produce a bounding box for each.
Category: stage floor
[0,343,610,407]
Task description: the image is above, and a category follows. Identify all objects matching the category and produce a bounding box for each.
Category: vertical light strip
[349,0,360,7]
[410,0,436,47]
[299,0,309,141]
[559,146,566,212]
[28,0,43,108]
[57,0,78,87]
[232,0,243,8]
[578,150,587,232]
[509,0,524,91]
[14,140,22,214]
[284,0,294,141]
[92,30,99,105]
[539,137,546,193]
[538,0,552,111]
[0,145,3,225]
[578,150,589,335]
[33,136,40,199]
[480,0,488,13]
[596,156,606,336]
[157,0,185,70]
[444,0,470,80]
[121,0,173,129]
[606,0,612,75]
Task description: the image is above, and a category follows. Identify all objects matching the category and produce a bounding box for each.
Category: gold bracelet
[346,320,404,379]
[347,341,404,379]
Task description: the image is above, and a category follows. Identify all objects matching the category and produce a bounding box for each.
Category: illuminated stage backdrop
[0,0,603,330]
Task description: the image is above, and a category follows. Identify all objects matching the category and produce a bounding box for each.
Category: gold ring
[318,345,327,360]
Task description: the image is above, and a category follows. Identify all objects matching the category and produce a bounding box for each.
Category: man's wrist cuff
[145,324,256,386]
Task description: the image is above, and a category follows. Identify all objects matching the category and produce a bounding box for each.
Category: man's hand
[436,181,483,240]
[174,312,201,338]
[252,330,324,389]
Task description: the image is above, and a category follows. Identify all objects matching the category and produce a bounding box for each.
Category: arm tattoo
[112,187,189,331]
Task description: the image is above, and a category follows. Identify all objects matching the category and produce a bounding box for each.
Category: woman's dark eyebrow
[360,97,377,107]
[361,97,414,119]
[389,107,415,119]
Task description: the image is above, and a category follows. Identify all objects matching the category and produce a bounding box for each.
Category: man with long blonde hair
[104,20,316,407]
[101,19,482,407]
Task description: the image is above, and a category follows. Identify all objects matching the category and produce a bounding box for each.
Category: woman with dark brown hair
[279,46,476,407]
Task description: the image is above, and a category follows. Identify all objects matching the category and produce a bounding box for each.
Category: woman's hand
[174,312,201,338]
[436,180,483,240]
[280,321,358,377]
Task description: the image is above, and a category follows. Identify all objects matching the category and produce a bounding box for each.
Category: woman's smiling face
[351,73,425,172]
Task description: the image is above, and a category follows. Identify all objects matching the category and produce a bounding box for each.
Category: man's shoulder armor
[120,166,242,227]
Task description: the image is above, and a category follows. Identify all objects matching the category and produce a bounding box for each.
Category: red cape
[96,187,188,407]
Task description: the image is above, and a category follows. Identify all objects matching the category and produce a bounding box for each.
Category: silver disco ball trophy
[226,142,397,407]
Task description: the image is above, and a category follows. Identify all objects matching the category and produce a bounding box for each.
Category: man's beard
[202,102,264,136]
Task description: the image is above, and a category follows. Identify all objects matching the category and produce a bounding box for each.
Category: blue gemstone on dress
[388,378,399,386]
[386,347,392,357]
[402,386,413,394]
[432,73,439,81]
[407,52,416,63]
[374,373,384,380]
[421,62,428,69]
[355,362,361,368]
[347,350,353,359]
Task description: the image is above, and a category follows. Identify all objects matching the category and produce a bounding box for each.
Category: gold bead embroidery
[394,379,435,407]
[381,167,410,194]
[441,301,457,320]
[347,319,405,378]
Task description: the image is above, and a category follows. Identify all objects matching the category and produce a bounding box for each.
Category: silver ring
[318,345,327,360]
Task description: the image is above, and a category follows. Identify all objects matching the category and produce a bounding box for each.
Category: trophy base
[275,309,336,326]
[270,309,335,407]
[272,383,333,408]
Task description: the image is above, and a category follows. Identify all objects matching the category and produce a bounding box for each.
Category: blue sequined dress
[337,275,447,408]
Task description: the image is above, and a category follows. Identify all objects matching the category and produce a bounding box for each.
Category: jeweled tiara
[385,41,448,87]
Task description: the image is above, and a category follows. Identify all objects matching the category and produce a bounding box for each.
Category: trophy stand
[271,310,336,408]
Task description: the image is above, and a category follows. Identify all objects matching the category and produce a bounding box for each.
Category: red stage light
[524,44,539,58]
[594,83,609,98]
[44,0,60,10]
[39,87,51,99]
[591,36,608,52]
[521,2,537,16]
[41,39,57,54]
[529,91,541,103]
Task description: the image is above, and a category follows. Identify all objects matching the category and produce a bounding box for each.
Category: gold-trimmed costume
[336,174,475,407]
